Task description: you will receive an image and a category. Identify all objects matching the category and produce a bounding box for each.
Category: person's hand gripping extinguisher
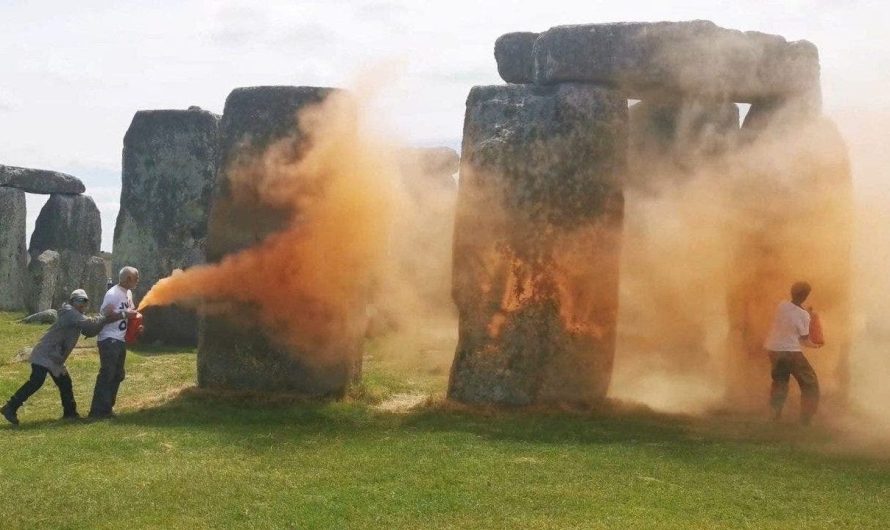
[125,311,144,344]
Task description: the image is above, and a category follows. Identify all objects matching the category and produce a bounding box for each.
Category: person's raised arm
[74,312,108,338]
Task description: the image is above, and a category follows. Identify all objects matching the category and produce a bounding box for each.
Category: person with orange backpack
[763,281,824,425]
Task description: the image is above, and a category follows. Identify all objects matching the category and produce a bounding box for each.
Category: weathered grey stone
[30,194,101,259]
[0,164,85,194]
[21,309,57,325]
[141,304,201,346]
[99,251,112,277]
[740,90,822,138]
[0,187,27,310]
[27,250,60,313]
[526,21,819,103]
[628,97,739,191]
[448,84,627,407]
[494,32,539,84]
[29,194,102,308]
[114,107,220,345]
[82,256,108,312]
[200,85,360,397]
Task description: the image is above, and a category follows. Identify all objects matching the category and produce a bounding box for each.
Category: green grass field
[1,311,889,529]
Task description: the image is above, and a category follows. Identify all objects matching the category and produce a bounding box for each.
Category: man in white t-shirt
[88,266,140,419]
[763,281,822,425]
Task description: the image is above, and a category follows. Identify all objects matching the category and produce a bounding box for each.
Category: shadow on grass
[129,343,197,357]
[101,387,714,449]
[5,386,868,467]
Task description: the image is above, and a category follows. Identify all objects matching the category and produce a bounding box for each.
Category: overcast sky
[1,1,888,251]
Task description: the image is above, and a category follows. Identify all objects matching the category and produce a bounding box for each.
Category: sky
[1,0,888,251]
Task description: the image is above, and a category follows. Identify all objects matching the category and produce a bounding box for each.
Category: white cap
[70,289,89,302]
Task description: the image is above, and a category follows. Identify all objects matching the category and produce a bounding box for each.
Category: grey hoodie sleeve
[74,312,108,338]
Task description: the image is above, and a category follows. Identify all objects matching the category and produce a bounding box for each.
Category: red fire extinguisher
[125,313,144,344]
[808,309,825,346]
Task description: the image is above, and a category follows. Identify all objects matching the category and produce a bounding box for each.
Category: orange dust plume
[138,88,399,355]
[611,102,853,416]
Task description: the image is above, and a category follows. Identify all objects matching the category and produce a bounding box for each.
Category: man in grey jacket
[1,289,133,425]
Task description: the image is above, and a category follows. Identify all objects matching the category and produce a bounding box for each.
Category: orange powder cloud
[138,89,399,356]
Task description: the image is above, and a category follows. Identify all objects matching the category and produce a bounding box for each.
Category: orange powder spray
[138,89,401,358]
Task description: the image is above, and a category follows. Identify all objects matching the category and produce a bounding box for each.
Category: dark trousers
[769,350,820,421]
[89,339,127,416]
[7,364,77,416]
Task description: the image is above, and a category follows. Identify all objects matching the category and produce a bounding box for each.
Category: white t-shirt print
[98,285,134,342]
[764,300,811,352]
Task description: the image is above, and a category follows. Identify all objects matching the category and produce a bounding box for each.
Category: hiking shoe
[1,403,19,426]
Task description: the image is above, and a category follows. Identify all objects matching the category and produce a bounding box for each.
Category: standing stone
[114,107,220,345]
[82,256,108,312]
[0,164,85,194]
[29,194,101,309]
[0,187,27,310]
[199,86,358,397]
[27,250,60,313]
[448,84,627,407]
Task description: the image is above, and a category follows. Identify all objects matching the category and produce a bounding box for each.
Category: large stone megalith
[199,86,358,396]
[498,21,820,103]
[114,107,220,345]
[0,187,28,310]
[27,250,60,313]
[29,193,101,309]
[83,256,108,311]
[0,164,85,194]
[448,84,628,406]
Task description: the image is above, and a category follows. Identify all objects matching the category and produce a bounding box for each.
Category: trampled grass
[1,311,889,529]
